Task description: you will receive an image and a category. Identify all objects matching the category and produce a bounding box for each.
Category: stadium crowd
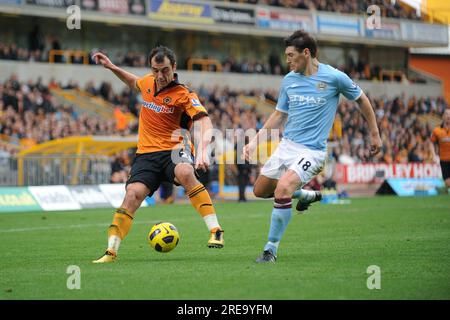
[1,76,446,168]
[0,40,283,75]
[0,41,400,83]
[225,0,421,20]
[331,94,446,165]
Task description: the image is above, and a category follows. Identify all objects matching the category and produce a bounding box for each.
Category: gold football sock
[107,208,134,253]
[187,184,221,231]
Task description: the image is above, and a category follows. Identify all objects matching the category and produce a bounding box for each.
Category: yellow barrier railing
[49,49,89,65]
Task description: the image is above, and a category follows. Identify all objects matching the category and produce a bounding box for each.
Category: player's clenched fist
[369,131,382,156]
[243,140,257,162]
[195,150,210,172]
[92,52,114,69]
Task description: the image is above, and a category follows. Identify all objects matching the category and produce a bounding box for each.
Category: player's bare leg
[256,170,300,263]
[93,182,149,263]
[253,175,278,198]
[174,163,224,248]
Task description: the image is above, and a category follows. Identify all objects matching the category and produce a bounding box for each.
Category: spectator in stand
[28,25,44,62]
[110,151,131,183]
[50,37,63,63]
[269,50,284,75]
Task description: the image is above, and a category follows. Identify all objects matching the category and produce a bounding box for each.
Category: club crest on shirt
[146,88,151,94]
[163,97,172,104]
[191,98,202,108]
[316,82,327,91]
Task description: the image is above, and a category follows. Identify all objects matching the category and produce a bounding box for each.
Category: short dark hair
[284,30,317,58]
[148,45,176,66]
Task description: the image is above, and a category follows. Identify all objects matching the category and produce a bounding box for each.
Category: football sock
[295,189,316,202]
[264,198,292,256]
[107,207,134,254]
[187,183,221,232]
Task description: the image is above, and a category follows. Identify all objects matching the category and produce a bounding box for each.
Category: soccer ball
[148,222,180,253]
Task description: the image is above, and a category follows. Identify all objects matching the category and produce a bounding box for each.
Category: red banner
[335,163,443,184]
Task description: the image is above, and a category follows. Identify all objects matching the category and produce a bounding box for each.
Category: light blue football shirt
[276,63,362,151]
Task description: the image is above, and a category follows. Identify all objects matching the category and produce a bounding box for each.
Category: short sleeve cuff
[275,107,288,114]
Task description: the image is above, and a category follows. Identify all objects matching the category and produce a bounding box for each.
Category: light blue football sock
[263,199,292,256]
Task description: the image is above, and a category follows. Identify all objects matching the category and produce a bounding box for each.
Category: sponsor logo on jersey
[141,100,174,113]
[289,95,327,107]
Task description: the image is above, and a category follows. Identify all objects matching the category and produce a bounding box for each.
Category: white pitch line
[0,213,266,233]
[0,223,108,233]
[0,220,161,234]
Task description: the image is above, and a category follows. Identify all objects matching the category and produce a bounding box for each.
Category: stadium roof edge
[410,25,450,55]
[0,3,447,48]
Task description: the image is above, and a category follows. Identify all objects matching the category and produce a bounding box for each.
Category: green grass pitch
[0,195,449,300]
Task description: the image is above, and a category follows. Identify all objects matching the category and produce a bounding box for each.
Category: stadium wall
[0,61,444,99]
[409,54,450,103]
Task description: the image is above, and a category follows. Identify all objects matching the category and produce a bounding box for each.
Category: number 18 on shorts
[260,138,326,185]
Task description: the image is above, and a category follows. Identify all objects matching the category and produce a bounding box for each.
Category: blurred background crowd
[1,75,445,168]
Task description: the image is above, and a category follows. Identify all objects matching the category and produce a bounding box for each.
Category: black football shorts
[441,161,450,180]
[126,149,195,196]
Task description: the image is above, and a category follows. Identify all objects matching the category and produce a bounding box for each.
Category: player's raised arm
[92,52,139,91]
[356,92,382,156]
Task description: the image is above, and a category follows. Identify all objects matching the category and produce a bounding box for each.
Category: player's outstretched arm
[356,92,382,156]
[243,110,287,161]
[92,52,139,91]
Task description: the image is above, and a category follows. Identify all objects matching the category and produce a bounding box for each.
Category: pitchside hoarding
[68,185,111,208]
[0,184,155,212]
[0,187,41,212]
[99,183,149,208]
[335,163,443,184]
[28,185,82,211]
[377,178,445,196]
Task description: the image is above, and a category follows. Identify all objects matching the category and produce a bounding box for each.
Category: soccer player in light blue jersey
[243,30,382,263]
